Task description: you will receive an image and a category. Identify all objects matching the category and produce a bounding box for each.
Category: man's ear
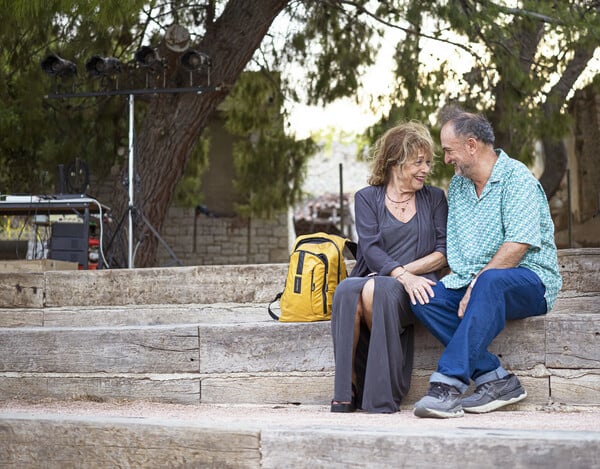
[466,137,478,155]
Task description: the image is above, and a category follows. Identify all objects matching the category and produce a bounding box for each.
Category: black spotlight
[180,49,211,71]
[85,55,122,77]
[41,54,77,78]
[134,46,161,68]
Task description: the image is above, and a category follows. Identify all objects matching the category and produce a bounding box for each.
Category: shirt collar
[489,149,508,184]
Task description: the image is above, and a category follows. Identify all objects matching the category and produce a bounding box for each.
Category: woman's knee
[360,278,374,300]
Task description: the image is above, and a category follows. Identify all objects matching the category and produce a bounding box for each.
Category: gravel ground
[2,400,600,433]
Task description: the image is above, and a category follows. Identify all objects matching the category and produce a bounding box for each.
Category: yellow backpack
[268,232,355,322]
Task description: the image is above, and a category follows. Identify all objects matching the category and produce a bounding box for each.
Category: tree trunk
[540,46,596,198]
[107,0,289,268]
[489,15,543,151]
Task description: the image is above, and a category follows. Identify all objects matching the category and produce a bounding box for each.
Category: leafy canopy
[1,0,598,208]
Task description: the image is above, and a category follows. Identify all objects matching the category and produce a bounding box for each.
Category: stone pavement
[2,401,600,468]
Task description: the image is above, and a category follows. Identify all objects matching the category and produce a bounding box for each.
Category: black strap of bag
[268,292,283,321]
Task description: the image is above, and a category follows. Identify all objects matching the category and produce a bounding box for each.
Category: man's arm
[457,241,530,318]
[480,241,530,272]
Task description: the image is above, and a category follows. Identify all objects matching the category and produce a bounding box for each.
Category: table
[0,195,109,269]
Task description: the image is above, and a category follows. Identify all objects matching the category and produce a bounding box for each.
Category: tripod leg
[103,208,131,268]
[134,208,183,266]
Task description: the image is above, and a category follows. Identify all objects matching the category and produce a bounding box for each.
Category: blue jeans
[411,268,547,393]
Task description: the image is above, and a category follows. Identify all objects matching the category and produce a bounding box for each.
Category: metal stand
[128,94,135,267]
[45,83,214,269]
[125,93,181,268]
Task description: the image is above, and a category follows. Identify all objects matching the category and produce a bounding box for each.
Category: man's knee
[473,268,541,294]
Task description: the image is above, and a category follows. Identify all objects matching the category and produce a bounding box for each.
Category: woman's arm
[393,251,447,277]
[391,189,449,304]
[354,188,402,276]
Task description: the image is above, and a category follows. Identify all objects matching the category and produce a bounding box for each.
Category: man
[411,107,562,419]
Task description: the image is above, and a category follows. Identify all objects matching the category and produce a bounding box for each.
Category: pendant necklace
[386,191,414,212]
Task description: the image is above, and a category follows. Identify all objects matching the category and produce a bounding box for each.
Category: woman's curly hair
[367,121,435,186]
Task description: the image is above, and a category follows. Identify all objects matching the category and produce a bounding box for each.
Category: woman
[330,121,448,413]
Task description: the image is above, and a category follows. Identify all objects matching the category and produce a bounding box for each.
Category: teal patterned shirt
[441,150,562,311]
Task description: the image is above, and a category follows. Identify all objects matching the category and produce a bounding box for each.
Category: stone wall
[156,207,290,266]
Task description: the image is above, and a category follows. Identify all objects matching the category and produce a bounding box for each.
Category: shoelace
[428,383,455,398]
[473,381,492,394]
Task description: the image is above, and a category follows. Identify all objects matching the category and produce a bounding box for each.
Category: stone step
[1,248,598,308]
[0,303,271,328]
[0,292,597,328]
[0,248,598,409]
[2,406,600,468]
[1,295,598,407]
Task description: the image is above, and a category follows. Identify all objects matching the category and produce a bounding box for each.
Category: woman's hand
[393,268,436,305]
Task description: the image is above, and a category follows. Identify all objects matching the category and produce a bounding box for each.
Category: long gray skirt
[331,275,415,413]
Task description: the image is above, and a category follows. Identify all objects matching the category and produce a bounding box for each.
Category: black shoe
[330,401,356,413]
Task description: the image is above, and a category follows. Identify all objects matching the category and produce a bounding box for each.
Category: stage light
[165,24,190,52]
[134,46,161,68]
[85,55,122,77]
[180,49,211,71]
[41,54,77,78]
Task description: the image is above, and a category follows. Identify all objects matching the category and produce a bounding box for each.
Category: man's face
[441,123,474,178]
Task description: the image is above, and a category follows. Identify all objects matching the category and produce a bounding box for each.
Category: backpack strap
[268,292,282,321]
[346,240,358,259]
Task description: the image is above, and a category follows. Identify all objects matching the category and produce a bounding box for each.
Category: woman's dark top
[350,184,448,278]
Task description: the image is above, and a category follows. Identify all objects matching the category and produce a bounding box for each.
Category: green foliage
[362,0,599,185]
[0,0,145,195]
[287,0,376,105]
[223,72,316,217]
[2,0,597,218]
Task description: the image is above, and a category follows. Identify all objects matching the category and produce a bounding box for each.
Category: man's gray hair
[438,104,495,146]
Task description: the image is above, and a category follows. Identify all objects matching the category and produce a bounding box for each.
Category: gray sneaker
[462,374,527,413]
[413,382,464,418]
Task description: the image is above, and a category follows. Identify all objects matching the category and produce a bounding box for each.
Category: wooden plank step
[0,303,271,328]
[0,248,597,308]
[1,311,599,407]
[0,317,554,375]
[0,292,597,329]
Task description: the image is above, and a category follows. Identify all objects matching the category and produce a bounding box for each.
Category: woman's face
[396,151,432,190]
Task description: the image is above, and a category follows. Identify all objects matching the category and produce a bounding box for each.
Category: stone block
[198,321,333,374]
[546,313,600,368]
[1,415,261,468]
[0,374,199,404]
[550,369,600,405]
[0,272,44,308]
[0,325,200,373]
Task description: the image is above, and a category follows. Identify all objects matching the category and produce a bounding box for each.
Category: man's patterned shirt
[441,150,562,311]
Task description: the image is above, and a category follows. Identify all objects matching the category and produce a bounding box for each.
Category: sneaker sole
[413,406,464,419]
[463,390,527,414]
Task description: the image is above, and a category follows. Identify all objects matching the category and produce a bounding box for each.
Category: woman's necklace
[386,191,415,212]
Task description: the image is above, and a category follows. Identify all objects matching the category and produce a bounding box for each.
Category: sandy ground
[2,400,600,433]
